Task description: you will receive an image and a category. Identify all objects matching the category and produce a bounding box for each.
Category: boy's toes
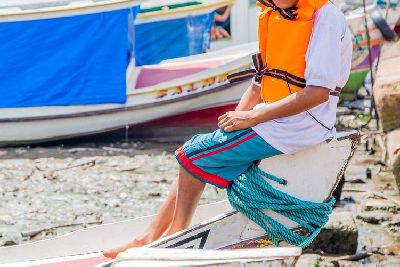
[103,240,147,259]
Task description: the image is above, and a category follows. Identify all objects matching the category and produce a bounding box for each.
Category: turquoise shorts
[175,128,282,188]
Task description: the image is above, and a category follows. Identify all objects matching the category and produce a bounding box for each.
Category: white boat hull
[0,82,246,145]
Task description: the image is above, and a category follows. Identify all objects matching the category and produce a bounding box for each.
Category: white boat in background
[134,0,235,65]
[0,132,360,267]
[0,0,256,146]
[0,42,256,145]
[0,0,397,145]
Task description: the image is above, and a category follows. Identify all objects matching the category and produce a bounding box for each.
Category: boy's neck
[273,0,300,9]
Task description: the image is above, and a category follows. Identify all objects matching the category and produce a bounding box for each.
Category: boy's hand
[218,110,258,132]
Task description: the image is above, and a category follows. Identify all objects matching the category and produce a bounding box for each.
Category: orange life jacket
[258,0,328,102]
[228,0,333,102]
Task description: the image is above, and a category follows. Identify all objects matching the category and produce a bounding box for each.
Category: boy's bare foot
[103,238,150,259]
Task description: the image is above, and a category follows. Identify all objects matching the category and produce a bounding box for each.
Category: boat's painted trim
[0,0,140,22]
[128,63,252,96]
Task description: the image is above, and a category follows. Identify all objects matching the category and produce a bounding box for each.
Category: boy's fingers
[224,124,236,132]
[218,115,230,127]
[218,113,227,122]
[219,119,233,131]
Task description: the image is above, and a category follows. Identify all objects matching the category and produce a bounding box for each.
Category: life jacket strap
[227,53,266,83]
[227,53,306,89]
[227,53,341,97]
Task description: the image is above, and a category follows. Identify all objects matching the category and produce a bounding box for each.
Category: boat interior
[133,42,257,90]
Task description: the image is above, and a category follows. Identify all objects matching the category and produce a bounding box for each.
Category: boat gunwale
[137,0,234,20]
[0,0,140,22]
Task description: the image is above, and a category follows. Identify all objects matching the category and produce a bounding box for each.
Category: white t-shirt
[251,1,352,154]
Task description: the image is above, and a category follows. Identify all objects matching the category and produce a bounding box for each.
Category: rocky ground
[0,137,226,247]
[298,135,400,266]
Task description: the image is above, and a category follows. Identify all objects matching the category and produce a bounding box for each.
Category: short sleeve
[305,7,346,90]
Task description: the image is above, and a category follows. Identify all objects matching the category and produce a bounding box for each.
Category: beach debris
[148,192,161,197]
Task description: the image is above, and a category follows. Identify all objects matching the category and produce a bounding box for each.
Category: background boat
[343,1,400,100]
[0,0,398,145]
[135,0,234,65]
[0,0,255,146]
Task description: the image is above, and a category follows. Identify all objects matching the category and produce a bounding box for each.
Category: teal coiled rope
[227,164,335,248]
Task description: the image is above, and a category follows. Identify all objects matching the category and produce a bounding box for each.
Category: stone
[369,255,400,266]
[356,212,392,224]
[334,260,366,267]
[362,199,398,213]
[387,129,400,190]
[296,254,332,267]
[388,215,400,227]
[307,211,358,255]
[373,42,400,132]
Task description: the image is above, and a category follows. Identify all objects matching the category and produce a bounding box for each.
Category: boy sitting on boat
[104,0,352,258]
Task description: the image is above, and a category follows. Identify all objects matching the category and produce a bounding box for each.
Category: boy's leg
[103,128,281,258]
[164,166,206,236]
[103,167,205,258]
[103,180,178,258]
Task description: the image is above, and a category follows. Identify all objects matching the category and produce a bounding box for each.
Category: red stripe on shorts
[176,147,231,188]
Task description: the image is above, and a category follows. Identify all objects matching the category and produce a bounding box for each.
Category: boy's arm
[214,5,233,22]
[218,86,330,132]
[235,83,263,111]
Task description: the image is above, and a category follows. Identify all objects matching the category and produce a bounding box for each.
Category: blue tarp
[0,9,135,108]
[134,12,215,66]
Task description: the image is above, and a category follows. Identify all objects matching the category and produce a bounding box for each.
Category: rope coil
[227,164,335,248]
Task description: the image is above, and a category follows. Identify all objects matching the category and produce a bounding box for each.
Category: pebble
[363,199,398,213]
[357,212,393,224]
